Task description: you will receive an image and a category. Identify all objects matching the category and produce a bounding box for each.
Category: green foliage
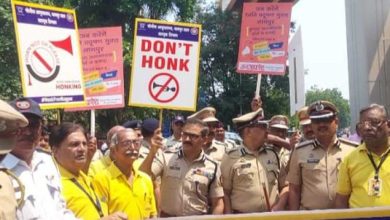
[305,86,350,129]
[196,7,290,129]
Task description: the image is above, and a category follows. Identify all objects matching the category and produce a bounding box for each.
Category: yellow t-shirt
[58,164,108,219]
[88,154,112,177]
[93,162,156,219]
[337,143,390,207]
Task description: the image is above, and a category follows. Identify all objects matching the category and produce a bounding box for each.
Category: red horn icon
[50,36,73,55]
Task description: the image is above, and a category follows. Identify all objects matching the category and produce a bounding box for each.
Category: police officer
[221,108,280,213]
[165,115,185,150]
[0,99,28,219]
[290,106,315,148]
[215,122,237,152]
[287,100,357,210]
[139,118,224,217]
[266,115,291,210]
[188,107,228,161]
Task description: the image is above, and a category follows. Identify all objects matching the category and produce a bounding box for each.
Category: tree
[305,86,350,129]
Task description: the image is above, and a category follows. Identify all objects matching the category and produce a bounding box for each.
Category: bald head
[106,125,125,147]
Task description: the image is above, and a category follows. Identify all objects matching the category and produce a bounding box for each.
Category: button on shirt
[221,145,280,213]
[152,148,224,216]
[93,162,157,219]
[287,139,355,209]
[58,164,108,219]
[0,151,76,220]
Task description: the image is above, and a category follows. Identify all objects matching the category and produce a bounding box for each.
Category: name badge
[368,177,382,196]
[307,159,320,163]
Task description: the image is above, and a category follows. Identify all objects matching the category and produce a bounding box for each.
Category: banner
[128,18,201,111]
[237,3,293,75]
[11,1,85,109]
[289,27,305,116]
[66,26,124,111]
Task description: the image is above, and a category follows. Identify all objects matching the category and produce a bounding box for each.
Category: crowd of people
[0,96,389,219]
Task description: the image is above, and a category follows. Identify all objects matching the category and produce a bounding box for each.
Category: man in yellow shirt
[93,128,157,219]
[51,122,126,219]
[335,104,390,208]
[89,125,125,177]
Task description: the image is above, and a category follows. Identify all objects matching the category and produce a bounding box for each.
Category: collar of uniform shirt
[241,145,267,156]
[314,139,340,149]
[178,148,206,162]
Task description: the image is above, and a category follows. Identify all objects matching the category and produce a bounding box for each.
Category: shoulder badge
[296,139,315,149]
[338,138,359,147]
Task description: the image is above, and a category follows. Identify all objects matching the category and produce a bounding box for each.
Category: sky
[291,0,350,99]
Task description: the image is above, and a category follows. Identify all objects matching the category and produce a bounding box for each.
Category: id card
[368,177,382,196]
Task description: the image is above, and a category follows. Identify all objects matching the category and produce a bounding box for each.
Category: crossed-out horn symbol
[153,82,176,92]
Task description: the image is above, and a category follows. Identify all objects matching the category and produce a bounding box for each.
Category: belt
[160,210,176,218]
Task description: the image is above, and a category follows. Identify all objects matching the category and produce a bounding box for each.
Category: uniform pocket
[235,168,254,186]
[301,163,323,176]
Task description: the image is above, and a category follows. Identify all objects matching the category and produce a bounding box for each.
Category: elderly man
[335,104,390,208]
[287,100,357,210]
[221,108,280,213]
[140,118,224,217]
[1,97,76,219]
[88,125,125,177]
[93,128,157,219]
[0,99,28,219]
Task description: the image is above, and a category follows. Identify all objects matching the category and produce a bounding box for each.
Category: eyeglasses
[357,120,386,129]
[120,139,141,147]
[182,131,201,140]
[311,117,335,124]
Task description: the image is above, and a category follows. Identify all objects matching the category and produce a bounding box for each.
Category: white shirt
[1,150,76,220]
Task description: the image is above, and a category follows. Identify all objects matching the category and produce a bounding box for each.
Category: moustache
[183,141,192,146]
[75,154,86,160]
[125,150,139,157]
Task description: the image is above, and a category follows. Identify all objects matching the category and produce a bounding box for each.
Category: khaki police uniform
[0,168,18,219]
[224,139,237,152]
[221,145,280,213]
[266,144,290,190]
[286,139,357,209]
[151,148,223,216]
[0,99,29,219]
[204,139,227,162]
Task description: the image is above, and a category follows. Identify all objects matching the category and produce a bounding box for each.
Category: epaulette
[296,139,315,149]
[339,138,360,147]
[36,147,52,155]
